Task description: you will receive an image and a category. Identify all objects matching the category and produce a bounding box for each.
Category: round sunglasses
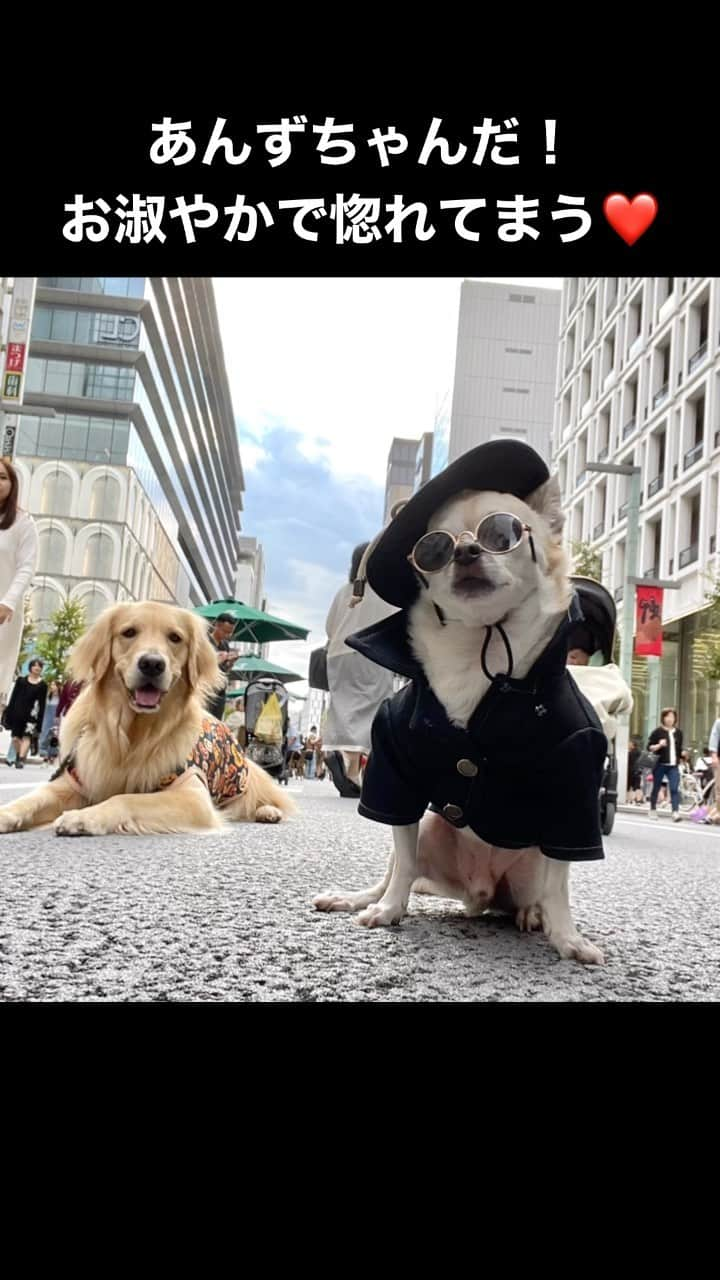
[408,512,535,575]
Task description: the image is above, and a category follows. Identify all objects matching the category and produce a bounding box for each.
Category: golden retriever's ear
[525,474,564,541]
[68,604,123,683]
[187,613,225,697]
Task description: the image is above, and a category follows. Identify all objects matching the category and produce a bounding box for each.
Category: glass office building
[13,277,245,624]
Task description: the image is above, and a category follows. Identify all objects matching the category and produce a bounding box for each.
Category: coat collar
[346,590,585,691]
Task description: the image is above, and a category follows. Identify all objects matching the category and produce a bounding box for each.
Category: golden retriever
[0,602,294,837]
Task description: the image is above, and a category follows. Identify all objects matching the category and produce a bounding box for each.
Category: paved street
[1,764,719,1002]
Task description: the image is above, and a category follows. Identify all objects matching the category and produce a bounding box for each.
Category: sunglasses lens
[413,531,455,572]
[477,513,524,553]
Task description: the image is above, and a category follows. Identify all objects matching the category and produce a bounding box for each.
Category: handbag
[308,645,329,692]
[637,750,656,771]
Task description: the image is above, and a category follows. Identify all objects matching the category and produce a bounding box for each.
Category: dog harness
[55,716,249,808]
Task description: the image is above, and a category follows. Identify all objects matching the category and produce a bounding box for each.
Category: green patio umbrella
[228,655,303,683]
[193,599,308,645]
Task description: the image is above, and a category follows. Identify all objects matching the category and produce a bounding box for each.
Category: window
[627,293,643,348]
[40,470,72,515]
[82,532,114,578]
[89,475,121,521]
[24,357,135,401]
[581,362,592,406]
[602,331,616,380]
[584,299,596,348]
[37,528,67,574]
[50,309,76,342]
[32,307,52,339]
[40,277,145,299]
[79,589,112,622]
[86,419,113,462]
[30,585,63,628]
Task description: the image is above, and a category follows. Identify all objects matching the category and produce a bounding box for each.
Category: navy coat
[346,595,608,862]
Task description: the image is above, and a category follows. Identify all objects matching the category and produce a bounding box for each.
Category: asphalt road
[1,765,719,1002]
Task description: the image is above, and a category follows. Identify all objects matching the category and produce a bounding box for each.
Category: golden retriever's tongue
[135,686,162,707]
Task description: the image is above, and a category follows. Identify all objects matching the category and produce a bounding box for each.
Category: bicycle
[657,769,715,815]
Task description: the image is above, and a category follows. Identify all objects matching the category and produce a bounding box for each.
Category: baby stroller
[243,678,290,783]
[569,577,619,837]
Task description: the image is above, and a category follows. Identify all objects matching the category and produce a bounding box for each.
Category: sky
[213,277,563,697]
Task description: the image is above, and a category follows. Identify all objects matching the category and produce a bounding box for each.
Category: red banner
[635,585,664,656]
[5,343,26,373]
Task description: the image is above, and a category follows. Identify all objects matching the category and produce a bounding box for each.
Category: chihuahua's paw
[551,931,605,965]
[356,899,406,928]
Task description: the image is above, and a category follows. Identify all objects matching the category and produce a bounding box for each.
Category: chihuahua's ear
[525,474,564,541]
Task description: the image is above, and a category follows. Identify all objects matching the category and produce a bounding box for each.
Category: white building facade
[553,276,720,749]
[449,280,561,464]
[13,457,182,625]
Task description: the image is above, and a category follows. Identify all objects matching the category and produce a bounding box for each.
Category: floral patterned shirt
[57,716,248,808]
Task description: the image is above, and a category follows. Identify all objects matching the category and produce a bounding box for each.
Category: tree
[569,539,602,582]
[698,571,720,682]
[34,599,88,685]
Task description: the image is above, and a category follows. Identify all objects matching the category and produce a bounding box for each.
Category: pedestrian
[206,613,236,720]
[322,541,397,796]
[56,679,84,720]
[627,739,644,804]
[2,658,48,769]
[315,733,326,780]
[0,459,38,721]
[38,679,61,762]
[647,707,683,821]
[285,722,301,772]
[304,725,320,779]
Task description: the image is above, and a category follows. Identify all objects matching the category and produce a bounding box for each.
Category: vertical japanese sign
[1,276,37,407]
[635,585,664,656]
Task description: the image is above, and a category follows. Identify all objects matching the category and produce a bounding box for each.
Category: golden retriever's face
[69,602,222,714]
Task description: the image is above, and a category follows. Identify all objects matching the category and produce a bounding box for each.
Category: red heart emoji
[603,193,658,245]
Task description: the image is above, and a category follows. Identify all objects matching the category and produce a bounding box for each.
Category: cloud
[236,424,384,690]
[240,441,270,472]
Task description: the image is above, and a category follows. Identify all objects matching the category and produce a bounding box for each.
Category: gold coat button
[456,759,478,777]
[443,803,464,822]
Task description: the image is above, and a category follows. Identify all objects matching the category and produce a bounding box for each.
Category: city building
[449,280,561,464]
[552,276,720,748]
[383,436,419,520]
[430,392,451,478]
[8,276,245,627]
[412,431,434,493]
[235,535,266,611]
[234,535,268,659]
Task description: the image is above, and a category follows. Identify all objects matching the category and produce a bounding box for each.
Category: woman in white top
[323,541,397,787]
[0,459,38,710]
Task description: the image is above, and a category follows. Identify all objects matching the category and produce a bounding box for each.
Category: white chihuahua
[315,457,606,966]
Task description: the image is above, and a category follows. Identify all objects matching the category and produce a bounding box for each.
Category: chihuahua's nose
[138,654,166,679]
[454,541,482,565]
